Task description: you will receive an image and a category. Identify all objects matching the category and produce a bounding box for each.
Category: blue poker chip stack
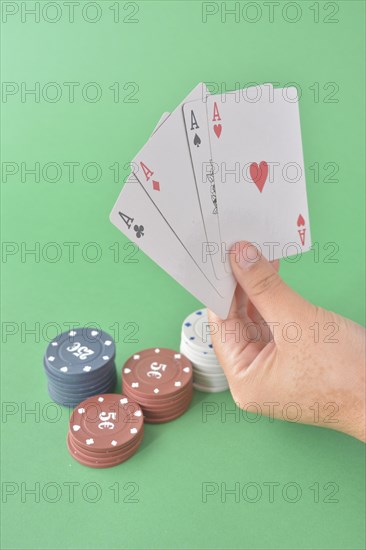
[180,309,229,393]
[43,328,117,407]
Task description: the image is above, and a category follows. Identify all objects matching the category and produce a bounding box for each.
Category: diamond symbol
[152,180,160,191]
[111,440,117,446]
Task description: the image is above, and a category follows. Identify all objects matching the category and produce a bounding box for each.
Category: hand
[208,241,366,442]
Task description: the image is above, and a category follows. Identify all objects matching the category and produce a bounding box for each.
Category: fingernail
[237,244,261,270]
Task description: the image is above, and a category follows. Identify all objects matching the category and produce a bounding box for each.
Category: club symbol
[134,224,144,238]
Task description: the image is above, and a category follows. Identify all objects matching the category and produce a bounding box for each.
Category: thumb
[230,241,309,323]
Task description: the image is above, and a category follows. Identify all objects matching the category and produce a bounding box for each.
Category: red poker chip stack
[67,394,144,468]
[122,348,193,423]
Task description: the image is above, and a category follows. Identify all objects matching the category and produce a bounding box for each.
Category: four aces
[110,83,311,317]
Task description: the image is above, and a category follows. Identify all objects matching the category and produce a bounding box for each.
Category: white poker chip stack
[180,309,229,393]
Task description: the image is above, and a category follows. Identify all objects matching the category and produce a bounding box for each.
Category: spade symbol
[193,133,201,147]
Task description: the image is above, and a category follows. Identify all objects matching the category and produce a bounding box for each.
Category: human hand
[208,241,366,441]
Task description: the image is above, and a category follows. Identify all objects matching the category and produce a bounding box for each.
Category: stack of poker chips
[43,328,117,407]
[180,309,229,393]
[67,394,144,468]
[122,348,193,423]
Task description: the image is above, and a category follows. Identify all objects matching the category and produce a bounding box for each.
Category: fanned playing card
[110,173,233,318]
[206,86,311,259]
[131,83,236,302]
[182,99,230,280]
[182,84,274,277]
[151,112,170,135]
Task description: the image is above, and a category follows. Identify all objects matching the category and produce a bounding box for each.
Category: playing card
[207,86,311,260]
[182,84,274,278]
[131,83,236,302]
[109,173,233,318]
[152,112,170,135]
[182,99,230,280]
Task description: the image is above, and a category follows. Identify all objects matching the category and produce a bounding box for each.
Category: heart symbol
[213,124,222,138]
[124,368,131,374]
[249,161,268,193]
[297,214,305,227]
[72,425,80,432]
[60,366,68,373]
[183,367,190,373]
[83,366,91,372]
[134,410,142,417]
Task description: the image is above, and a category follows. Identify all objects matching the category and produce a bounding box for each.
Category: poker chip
[47,372,117,406]
[67,431,143,467]
[122,348,193,423]
[67,394,144,468]
[180,309,229,393]
[43,328,117,407]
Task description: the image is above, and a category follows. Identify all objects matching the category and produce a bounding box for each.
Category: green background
[1,1,365,549]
